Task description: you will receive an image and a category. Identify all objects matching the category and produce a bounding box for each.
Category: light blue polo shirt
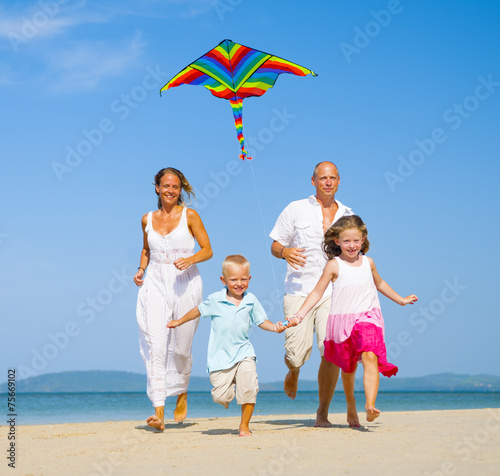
[198,287,267,373]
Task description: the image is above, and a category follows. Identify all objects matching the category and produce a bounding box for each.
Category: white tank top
[146,208,195,265]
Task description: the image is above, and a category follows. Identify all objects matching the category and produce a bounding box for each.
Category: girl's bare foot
[174,393,188,422]
[146,415,165,431]
[365,405,381,422]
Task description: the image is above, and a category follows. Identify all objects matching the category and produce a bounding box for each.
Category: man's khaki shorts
[283,294,331,368]
[209,357,259,405]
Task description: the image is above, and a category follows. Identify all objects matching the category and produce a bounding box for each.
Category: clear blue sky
[1,0,499,384]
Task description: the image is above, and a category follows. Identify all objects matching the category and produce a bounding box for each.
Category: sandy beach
[3,409,499,475]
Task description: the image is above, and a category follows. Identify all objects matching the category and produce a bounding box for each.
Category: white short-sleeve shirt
[269,195,353,297]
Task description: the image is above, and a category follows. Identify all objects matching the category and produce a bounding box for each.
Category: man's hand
[282,247,307,270]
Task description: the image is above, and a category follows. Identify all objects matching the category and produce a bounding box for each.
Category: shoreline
[9,403,500,427]
[2,409,499,475]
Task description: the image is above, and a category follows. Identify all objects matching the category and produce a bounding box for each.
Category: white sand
[2,409,499,475]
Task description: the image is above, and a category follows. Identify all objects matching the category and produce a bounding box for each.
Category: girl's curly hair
[323,215,370,259]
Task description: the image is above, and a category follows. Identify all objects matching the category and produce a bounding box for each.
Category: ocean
[10,391,500,425]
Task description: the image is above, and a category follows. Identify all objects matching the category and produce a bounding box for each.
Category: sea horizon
[8,390,500,426]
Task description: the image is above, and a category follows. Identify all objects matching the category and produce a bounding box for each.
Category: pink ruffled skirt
[324,321,398,377]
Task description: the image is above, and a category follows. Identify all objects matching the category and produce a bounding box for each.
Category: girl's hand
[401,294,418,306]
[174,257,192,270]
[285,313,303,327]
[133,269,145,287]
[287,317,301,327]
[167,320,181,328]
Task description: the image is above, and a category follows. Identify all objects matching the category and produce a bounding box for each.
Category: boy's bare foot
[174,393,188,422]
[314,412,332,428]
[223,402,229,409]
[284,369,299,399]
[146,415,165,431]
[365,405,381,422]
[239,425,252,436]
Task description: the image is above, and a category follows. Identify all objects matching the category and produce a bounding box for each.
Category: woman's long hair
[154,167,195,209]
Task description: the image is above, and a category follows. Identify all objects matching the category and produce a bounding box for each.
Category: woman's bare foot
[365,405,381,422]
[284,369,299,399]
[174,393,188,422]
[239,425,252,437]
[146,415,165,431]
[347,401,360,428]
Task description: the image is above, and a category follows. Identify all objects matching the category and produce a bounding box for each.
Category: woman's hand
[167,319,181,328]
[133,269,145,287]
[174,257,193,270]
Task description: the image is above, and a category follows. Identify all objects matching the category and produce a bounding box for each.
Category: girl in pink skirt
[287,215,417,427]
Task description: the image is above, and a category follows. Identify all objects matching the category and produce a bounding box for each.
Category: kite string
[248,160,281,301]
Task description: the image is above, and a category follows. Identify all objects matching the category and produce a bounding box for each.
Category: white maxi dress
[136,208,202,407]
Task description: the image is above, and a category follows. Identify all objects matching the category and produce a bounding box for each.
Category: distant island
[1,370,499,394]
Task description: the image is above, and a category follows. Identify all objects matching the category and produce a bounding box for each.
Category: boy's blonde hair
[222,254,250,275]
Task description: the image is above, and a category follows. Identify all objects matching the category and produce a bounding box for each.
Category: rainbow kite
[160,39,317,159]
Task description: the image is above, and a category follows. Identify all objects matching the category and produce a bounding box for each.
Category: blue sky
[1,0,499,385]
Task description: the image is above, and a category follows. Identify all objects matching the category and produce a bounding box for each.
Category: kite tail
[230,98,251,160]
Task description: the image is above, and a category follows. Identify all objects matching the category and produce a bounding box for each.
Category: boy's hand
[401,295,418,306]
[167,319,181,328]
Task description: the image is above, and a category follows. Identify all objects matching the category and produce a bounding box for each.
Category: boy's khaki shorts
[283,294,331,368]
[209,357,259,406]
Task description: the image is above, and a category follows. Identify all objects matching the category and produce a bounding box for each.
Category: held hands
[273,322,287,333]
[283,315,302,327]
[167,319,181,328]
[282,247,307,270]
[275,314,302,331]
[400,294,418,306]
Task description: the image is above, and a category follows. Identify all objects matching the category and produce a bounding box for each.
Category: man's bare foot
[314,412,332,428]
[146,415,165,431]
[174,393,188,422]
[223,402,229,409]
[365,405,381,422]
[346,404,360,428]
[284,369,299,399]
[239,425,252,436]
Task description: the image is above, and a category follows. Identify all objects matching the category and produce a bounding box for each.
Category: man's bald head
[313,161,339,179]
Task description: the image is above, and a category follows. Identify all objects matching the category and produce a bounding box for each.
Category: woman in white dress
[134,167,213,431]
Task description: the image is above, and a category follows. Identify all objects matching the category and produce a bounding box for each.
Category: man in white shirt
[269,161,353,427]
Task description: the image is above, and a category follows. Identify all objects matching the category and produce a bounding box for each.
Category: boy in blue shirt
[168,254,290,436]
